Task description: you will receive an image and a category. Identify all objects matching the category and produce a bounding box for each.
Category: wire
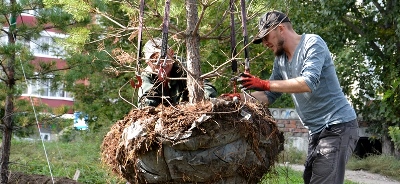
[119,80,138,108]
[18,56,55,184]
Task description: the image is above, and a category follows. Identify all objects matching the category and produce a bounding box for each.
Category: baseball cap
[253,10,290,44]
[143,37,163,61]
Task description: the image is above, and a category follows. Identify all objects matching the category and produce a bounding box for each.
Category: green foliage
[388,126,400,150]
[269,93,295,108]
[58,126,79,142]
[63,27,91,53]
[42,0,91,22]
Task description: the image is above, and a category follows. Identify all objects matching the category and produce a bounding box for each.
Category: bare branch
[95,9,127,29]
[371,0,385,15]
[340,16,384,59]
[340,16,364,36]
[0,29,9,34]
[201,45,268,79]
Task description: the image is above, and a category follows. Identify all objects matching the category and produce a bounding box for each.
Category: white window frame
[22,75,73,101]
[31,32,67,58]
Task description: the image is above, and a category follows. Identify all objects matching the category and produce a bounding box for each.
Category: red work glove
[237,73,270,91]
[220,93,241,100]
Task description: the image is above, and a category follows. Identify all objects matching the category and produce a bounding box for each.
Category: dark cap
[253,10,290,44]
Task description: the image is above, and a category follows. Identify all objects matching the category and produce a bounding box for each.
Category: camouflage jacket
[137,56,217,108]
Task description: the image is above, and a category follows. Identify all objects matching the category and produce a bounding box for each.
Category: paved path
[287,164,400,184]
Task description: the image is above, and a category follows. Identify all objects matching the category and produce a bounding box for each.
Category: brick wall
[276,119,309,137]
[269,108,309,152]
[269,108,309,137]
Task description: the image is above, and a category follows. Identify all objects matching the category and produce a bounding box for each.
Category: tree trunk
[185,0,204,104]
[381,134,394,155]
[1,2,17,183]
[395,149,400,159]
[1,95,13,183]
[381,123,395,156]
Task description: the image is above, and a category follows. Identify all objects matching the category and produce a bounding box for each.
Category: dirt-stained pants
[303,119,359,184]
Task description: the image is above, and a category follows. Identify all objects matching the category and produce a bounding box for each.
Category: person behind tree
[138,37,217,108]
[231,10,359,184]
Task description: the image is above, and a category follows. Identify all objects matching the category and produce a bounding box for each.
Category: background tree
[0,0,83,182]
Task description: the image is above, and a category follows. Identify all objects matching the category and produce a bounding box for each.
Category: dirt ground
[7,172,79,184]
[288,164,400,184]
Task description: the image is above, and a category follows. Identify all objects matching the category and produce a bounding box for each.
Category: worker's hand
[220,93,241,100]
[237,73,270,91]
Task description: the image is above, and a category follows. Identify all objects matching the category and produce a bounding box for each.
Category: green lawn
[9,129,125,183]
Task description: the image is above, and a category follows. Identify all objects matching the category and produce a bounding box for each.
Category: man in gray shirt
[237,10,359,184]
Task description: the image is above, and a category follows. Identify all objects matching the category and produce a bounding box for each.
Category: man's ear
[278,24,284,32]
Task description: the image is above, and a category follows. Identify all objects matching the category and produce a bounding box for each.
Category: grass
[6,128,400,184]
[347,154,400,181]
[260,166,305,184]
[9,128,125,183]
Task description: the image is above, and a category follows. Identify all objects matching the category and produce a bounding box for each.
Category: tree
[0,0,79,182]
[185,0,203,103]
[41,0,286,131]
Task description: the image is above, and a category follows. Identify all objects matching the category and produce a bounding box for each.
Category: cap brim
[252,29,268,44]
[253,38,262,44]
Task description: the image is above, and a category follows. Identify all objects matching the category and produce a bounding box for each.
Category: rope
[18,57,55,184]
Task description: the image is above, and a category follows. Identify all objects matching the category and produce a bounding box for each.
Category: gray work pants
[303,119,359,184]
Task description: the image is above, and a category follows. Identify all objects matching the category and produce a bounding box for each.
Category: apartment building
[1,10,80,140]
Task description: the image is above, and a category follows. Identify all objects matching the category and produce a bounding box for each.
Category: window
[24,77,72,99]
[32,36,52,56]
[31,36,66,57]
[40,133,51,141]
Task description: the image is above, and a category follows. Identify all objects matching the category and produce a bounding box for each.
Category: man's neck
[285,33,302,61]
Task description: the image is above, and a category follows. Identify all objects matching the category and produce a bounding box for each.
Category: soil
[7,172,79,184]
[287,164,400,184]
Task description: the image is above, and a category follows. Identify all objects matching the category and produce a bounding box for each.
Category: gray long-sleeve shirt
[265,34,356,135]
